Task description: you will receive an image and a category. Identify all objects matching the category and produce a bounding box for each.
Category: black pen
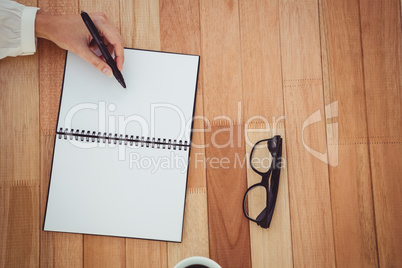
[80,11,126,89]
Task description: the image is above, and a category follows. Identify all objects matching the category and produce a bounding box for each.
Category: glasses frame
[243,135,283,228]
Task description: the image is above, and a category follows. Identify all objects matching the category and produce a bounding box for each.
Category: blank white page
[57,49,199,143]
[44,138,189,242]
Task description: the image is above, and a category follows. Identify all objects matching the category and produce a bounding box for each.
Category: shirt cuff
[20,6,39,56]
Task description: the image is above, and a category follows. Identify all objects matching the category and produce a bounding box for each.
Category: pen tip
[120,80,127,89]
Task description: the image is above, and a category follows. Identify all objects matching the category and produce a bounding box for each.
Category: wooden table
[1,0,401,267]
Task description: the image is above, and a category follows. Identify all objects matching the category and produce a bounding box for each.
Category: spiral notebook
[44,49,200,242]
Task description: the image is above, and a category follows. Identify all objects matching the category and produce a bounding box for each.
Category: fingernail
[103,68,113,77]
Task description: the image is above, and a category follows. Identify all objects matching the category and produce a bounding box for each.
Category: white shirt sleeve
[0,0,39,60]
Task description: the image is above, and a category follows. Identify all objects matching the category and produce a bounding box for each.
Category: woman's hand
[35,12,124,77]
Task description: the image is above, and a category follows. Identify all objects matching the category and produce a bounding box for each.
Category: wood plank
[37,1,84,267]
[186,97,207,189]
[120,0,160,50]
[159,0,201,55]
[16,0,37,5]
[279,0,336,266]
[238,2,292,265]
[38,41,65,135]
[204,123,251,268]
[0,1,40,261]
[0,187,39,268]
[84,236,125,268]
[200,0,243,121]
[319,0,378,266]
[39,233,82,268]
[239,0,284,121]
[369,143,402,266]
[360,0,401,138]
[360,0,402,266]
[244,124,293,268]
[0,56,40,185]
[200,1,249,265]
[126,240,167,267]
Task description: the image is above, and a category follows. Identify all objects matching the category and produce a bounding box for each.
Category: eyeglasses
[243,135,283,228]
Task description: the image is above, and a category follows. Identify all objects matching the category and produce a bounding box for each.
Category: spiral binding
[57,128,189,151]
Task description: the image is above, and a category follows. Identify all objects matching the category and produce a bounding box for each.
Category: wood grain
[0,187,39,267]
[38,40,65,135]
[319,0,378,266]
[160,0,201,55]
[360,0,402,266]
[0,56,40,185]
[205,123,251,268]
[279,0,336,266]
[0,1,40,261]
[369,143,402,267]
[120,0,161,50]
[239,0,284,121]
[200,0,243,121]
[84,236,125,268]
[200,2,249,265]
[244,124,293,268]
[186,97,207,189]
[2,0,401,267]
[126,239,168,268]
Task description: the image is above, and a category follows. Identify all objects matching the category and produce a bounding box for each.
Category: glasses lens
[244,185,267,220]
[251,142,273,173]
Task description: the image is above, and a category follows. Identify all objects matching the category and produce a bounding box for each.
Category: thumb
[80,47,113,77]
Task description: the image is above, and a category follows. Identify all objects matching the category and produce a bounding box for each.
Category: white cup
[174,256,222,268]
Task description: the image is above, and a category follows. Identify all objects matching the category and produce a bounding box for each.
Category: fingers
[114,46,124,71]
[106,43,114,57]
[80,45,113,77]
[48,12,124,77]
[90,12,125,71]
